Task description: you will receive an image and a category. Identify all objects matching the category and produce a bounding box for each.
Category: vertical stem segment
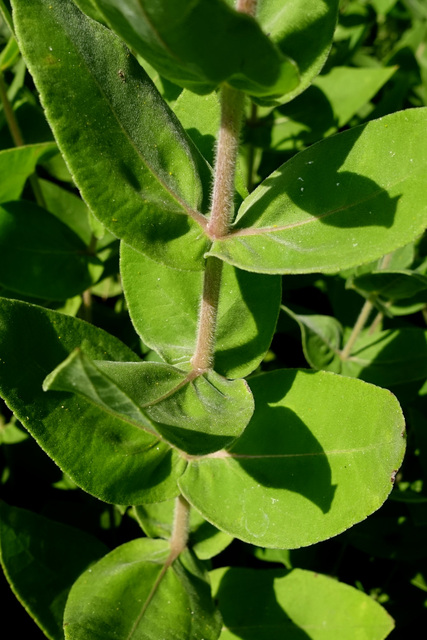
[340,251,394,359]
[340,298,374,361]
[169,495,191,562]
[0,70,24,146]
[191,256,223,372]
[191,0,256,372]
[192,84,245,371]
[236,0,258,15]
[207,84,245,239]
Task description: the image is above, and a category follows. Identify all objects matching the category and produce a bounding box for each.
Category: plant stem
[0,70,24,146]
[192,83,245,371]
[169,495,191,562]
[207,84,245,239]
[341,251,395,357]
[236,0,257,15]
[191,0,255,372]
[0,70,46,208]
[368,309,384,335]
[191,256,223,371]
[340,298,374,361]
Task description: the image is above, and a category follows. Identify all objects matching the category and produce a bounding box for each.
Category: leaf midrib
[197,440,394,460]
[223,164,422,240]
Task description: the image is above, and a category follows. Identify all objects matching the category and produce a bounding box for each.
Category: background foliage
[1,0,427,637]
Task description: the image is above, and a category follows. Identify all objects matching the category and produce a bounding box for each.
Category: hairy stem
[191,0,255,372]
[0,70,46,208]
[192,83,245,371]
[207,84,245,239]
[368,309,384,335]
[169,495,191,561]
[191,256,224,371]
[0,70,24,145]
[236,0,258,15]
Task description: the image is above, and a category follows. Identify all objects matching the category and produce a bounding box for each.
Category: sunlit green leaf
[180,369,405,548]
[210,567,394,639]
[209,109,427,274]
[12,0,211,270]
[173,89,220,169]
[45,349,254,455]
[89,0,299,99]
[0,299,186,504]
[64,538,222,640]
[271,65,397,150]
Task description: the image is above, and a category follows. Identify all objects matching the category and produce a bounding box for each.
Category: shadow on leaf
[214,568,311,640]
[230,391,336,514]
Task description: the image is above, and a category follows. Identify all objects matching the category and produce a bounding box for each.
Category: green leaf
[350,270,427,302]
[171,87,250,201]
[0,36,20,71]
[179,369,405,549]
[121,243,281,378]
[173,89,220,168]
[252,548,293,568]
[72,0,106,23]
[0,299,186,504]
[209,108,427,274]
[64,538,222,640]
[371,0,398,15]
[281,305,343,372]
[89,0,299,99]
[43,349,158,434]
[0,419,28,444]
[0,502,108,640]
[271,65,397,150]
[12,0,211,270]
[256,0,340,105]
[39,178,94,245]
[0,142,57,203]
[0,201,103,299]
[134,501,233,560]
[0,0,14,33]
[45,349,254,455]
[210,567,394,639]
[341,328,427,386]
